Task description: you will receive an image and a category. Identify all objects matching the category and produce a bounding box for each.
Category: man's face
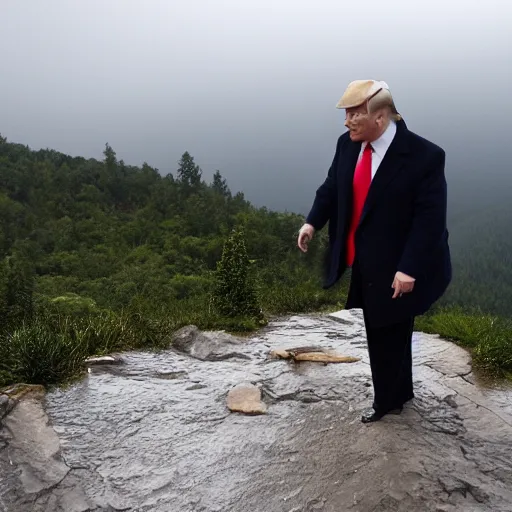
[344,103,380,142]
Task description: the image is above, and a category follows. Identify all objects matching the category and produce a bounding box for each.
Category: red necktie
[346,143,372,267]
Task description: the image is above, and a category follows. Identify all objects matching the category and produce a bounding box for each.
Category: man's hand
[298,224,315,253]
[392,271,415,299]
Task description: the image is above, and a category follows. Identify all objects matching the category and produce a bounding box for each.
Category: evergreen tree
[177,152,202,192]
[211,228,261,319]
[212,170,230,197]
[103,143,117,171]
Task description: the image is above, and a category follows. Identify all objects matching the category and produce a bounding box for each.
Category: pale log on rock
[85,355,124,366]
[270,346,360,363]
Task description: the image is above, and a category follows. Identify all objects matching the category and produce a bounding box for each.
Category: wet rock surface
[1,310,512,511]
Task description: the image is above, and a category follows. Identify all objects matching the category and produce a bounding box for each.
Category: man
[298,80,451,423]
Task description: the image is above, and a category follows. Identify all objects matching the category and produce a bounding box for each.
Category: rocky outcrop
[1,310,511,512]
[0,385,92,511]
[1,384,44,422]
[0,394,15,421]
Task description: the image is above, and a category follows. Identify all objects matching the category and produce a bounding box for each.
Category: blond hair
[367,88,402,121]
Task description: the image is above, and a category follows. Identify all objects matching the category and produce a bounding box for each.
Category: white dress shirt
[358,121,397,180]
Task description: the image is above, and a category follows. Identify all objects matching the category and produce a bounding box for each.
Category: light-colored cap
[335,80,390,109]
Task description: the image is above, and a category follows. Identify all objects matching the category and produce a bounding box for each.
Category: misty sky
[1,0,511,214]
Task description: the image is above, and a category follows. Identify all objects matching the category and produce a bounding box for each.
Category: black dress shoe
[361,407,403,423]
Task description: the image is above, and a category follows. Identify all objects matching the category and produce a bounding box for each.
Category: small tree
[212,228,261,319]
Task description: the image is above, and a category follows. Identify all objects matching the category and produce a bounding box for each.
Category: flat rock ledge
[1,311,511,512]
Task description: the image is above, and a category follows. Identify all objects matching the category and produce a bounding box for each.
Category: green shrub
[43,292,100,316]
[168,274,212,300]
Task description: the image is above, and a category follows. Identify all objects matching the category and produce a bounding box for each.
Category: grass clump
[416,306,512,379]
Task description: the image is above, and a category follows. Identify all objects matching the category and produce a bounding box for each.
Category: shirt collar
[364,121,397,158]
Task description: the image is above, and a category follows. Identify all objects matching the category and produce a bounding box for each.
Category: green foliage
[0,250,35,327]
[211,229,262,320]
[1,323,85,385]
[212,170,230,197]
[261,280,347,315]
[440,196,512,317]
[0,313,130,387]
[47,293,100,316]
[0,134,510,386]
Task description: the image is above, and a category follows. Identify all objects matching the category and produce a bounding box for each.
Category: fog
[1,0,511,215]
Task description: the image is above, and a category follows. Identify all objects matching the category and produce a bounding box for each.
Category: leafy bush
[43,293,100,316]
[168,274,212,300]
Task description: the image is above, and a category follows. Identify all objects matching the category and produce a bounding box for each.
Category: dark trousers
[363,311,415,412]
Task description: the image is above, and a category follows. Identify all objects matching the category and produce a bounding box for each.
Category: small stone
[186,384,207,390]
[227,383,267,415]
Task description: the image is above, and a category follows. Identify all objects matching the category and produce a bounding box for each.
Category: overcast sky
[1,0,511,214]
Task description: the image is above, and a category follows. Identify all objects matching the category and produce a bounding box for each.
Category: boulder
[3,395,69,495]
[171,325,251,361]
[0,394,14,421]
